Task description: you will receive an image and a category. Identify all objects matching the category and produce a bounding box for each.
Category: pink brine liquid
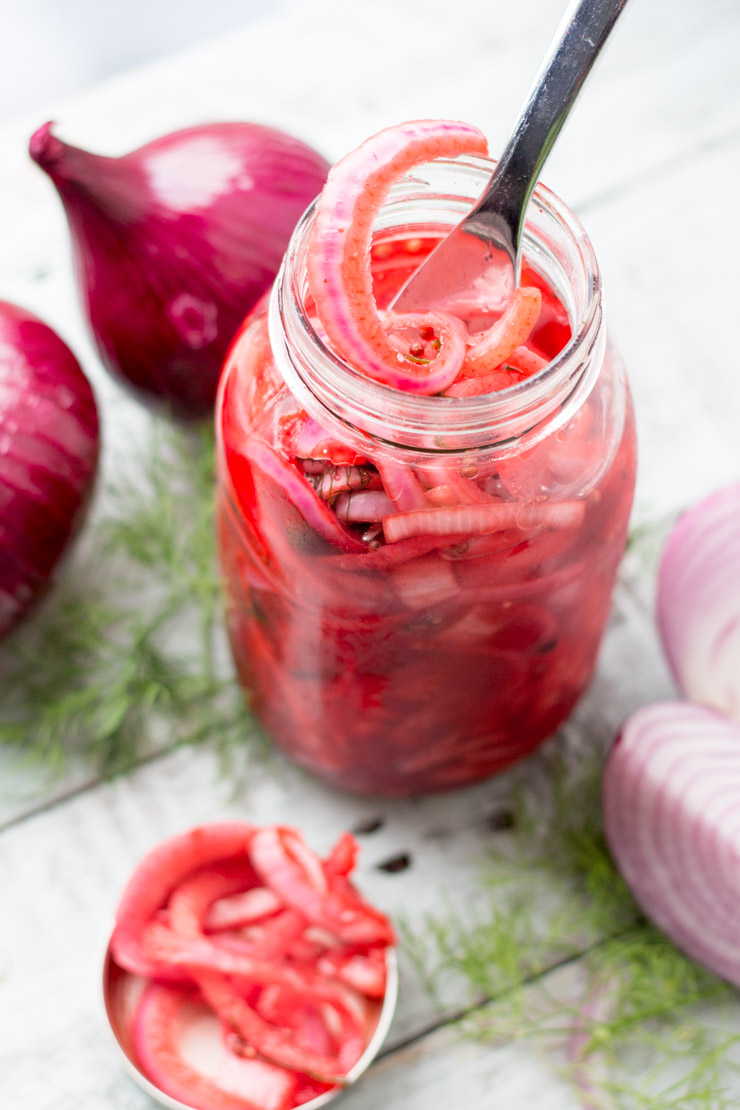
[216,235,637,795]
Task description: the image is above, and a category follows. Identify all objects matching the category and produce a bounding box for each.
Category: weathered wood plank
[0,574,677,1105]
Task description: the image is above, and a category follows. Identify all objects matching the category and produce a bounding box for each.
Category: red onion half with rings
[29,121,330,419]
[657,484,740,724]
[603,701,740,989]
[0,300,99,639]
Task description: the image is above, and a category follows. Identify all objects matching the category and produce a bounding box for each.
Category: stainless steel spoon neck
[390,0,632,313]
[473,0,632,259]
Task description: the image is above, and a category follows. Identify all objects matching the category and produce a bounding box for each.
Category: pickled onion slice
[506,344,549,376]
[445,366,525,396]
[114,825,395,1108]
[382,500,585,543]
[418,464,497,505]
[324,831,359,877]
[133,984,298,1110]
[197,972,361,1082]
[205,887,283,933]
[250,826,396,948]
[461,286,542,376]
[377,310,468,393]
[334,491,395,523]
[245,440,366,555]
[307,120,488,393]
[315,948,388,999]
[111,824,256,979]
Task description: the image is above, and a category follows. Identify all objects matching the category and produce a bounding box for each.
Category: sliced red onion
[444,366,524,396]
[0,300,99,639]
[566,978,615,1110]
[657,485,740,722]
[30,121,329,419]
[204,886,283,933]
[603,701,740,988]
[294,415,367,466]
[133,983,300,1110]
[314,465,381,500]
[334,491,395,523]
[382,499,585,544]
[462,286,542,376]
[376,460,430,512]
[306,120,487,393]
[244,440,366,553]
[418,464,497,505]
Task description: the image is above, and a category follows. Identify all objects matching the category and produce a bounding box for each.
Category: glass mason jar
[215,155,637,796]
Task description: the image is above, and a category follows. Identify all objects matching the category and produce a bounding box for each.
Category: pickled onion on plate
[382,499,586,544]
[110,823,396,1108]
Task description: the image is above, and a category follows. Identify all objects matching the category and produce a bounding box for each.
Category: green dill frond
[0,416,256,784]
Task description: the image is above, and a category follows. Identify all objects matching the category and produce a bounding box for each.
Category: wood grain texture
[1,0,740,1104]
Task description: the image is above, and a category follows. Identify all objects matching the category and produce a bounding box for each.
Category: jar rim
[270,154,603,458]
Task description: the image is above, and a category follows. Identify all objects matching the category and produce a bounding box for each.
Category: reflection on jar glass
[215,156,637,796]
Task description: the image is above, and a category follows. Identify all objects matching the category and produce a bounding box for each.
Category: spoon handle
[473,0,631,256]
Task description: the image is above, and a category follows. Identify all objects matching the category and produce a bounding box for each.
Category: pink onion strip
[382,499,585,544]
[314,466,382,499]
[245,440,366,553]
[444,367,525,396]
[462,287,542,376]
[507,344,549,375]
[377,311,469,393]
[334,491,396,523]
[376,459,430,511]
[418,464,497,505]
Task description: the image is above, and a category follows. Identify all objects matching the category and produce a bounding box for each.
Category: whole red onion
[0,300,100,638]
[29,121,330,419]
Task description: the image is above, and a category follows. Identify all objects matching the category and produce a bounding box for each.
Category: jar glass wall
[215,157,637,796]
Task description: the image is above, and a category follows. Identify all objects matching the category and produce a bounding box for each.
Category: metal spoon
[392,0,632,317]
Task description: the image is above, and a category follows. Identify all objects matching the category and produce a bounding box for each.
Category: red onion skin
[603,701,740,989]
[29,122,330,420]
[0,300,99,638]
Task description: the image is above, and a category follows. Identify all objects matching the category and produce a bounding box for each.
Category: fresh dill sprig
[403,739,740,1108]
[0,416,257,782]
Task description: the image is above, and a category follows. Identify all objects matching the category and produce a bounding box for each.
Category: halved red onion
[133,983,299,1110]
[0,300,99,639]
[603,701,740,987]
[30,121,330,419]
[657,485,740,723]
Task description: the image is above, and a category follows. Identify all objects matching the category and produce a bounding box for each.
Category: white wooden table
[2,0,740,1106]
